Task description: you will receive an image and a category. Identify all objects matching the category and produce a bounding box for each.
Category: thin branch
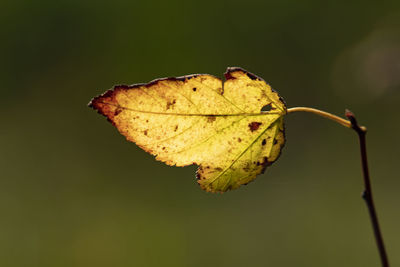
[345,109,389,267]
[287,107,389,266]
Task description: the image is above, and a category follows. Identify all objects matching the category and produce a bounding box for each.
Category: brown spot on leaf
[256,157,271,169]
[261,90,267,99]
[114,107,122,116]
[166,99,176,110]
[174,125,178,131]
[144,130,148,136]
[192,87,197,91]
[224,72,235,80]
[207,116,216,122]
[262,139,266,145]
[243,162,251,171]
[238,138,242,142]
[260,157,272,173]
[262,156,271,166]
[248,122,262,132]
[273,139,278,145]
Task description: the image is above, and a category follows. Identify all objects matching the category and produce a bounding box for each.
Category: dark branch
[345,109,389,267]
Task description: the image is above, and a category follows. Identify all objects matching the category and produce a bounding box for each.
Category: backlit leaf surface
[89,67,286,192]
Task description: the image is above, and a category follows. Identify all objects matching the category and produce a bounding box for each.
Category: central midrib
[99,101,285,117]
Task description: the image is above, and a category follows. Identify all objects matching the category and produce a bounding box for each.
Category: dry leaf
[89,67,286,192]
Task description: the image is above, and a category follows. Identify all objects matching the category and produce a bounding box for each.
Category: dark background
[1,0,399,266]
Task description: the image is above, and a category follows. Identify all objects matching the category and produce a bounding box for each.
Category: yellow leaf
[89,67,287,192]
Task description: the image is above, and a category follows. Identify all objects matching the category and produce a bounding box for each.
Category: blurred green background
[1,0,399,266]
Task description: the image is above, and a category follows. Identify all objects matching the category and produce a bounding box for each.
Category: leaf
[89,67,287,193]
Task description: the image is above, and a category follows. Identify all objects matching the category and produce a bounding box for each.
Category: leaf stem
[286,107,352,128]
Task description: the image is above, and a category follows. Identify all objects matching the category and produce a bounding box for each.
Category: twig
[345,109,389,267]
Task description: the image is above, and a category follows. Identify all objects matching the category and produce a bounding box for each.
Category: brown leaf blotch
[166,99,176,110]
[248,122,262,132]
[259,157,272,174]
[238,138,242,142]
[260,157,272,173]
[114,107,122,116]
[224,72,234,80]
[273,139,278,145]
[174,125,178,131]
[144,130,148,136]
[243,162,251,171]
[262,139,266,145]
[192,87,197,91]
[207,116,216,123]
